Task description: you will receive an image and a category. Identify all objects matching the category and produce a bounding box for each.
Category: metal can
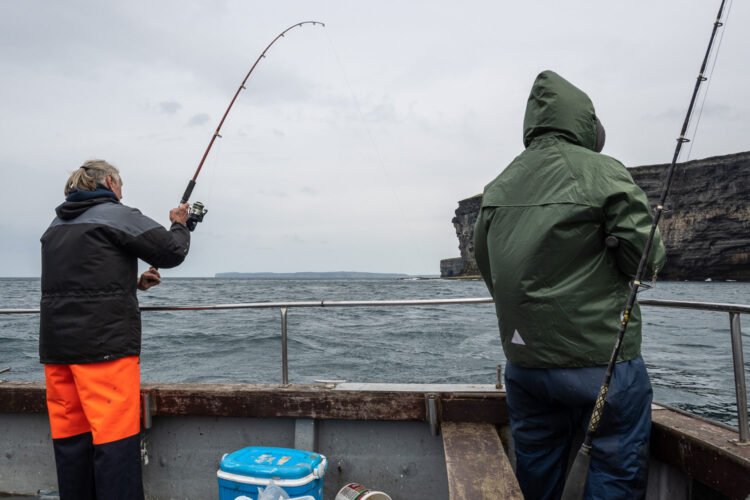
[335,482,392,500]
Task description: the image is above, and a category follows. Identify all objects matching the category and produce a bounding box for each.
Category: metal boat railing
[1,297,748,442]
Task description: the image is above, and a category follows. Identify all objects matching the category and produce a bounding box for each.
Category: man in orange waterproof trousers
[40,160,191,499]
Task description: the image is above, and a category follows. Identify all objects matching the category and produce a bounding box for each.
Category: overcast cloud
[1,0,747,277]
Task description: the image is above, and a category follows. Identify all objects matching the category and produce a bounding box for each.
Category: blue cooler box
[217,446,327,500]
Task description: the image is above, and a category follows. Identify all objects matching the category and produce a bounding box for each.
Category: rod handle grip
[180,179,196,205]
[561,444,592,500]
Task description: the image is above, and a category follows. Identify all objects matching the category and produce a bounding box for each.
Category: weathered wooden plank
[441,392,509,424]
[0,382,509,423]
[0,381,46,413]
[442,421,523,500]
[143,383,427,421]
[651,407,750,499]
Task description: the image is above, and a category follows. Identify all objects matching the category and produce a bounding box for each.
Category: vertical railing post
[281,307,289,385]
[729,312,749,443]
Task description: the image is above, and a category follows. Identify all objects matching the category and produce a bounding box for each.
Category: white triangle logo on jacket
[511,329,526,345]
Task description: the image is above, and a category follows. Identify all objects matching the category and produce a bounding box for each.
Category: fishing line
[203,128,224,217]
[322,28,429,270]
[663,0,732,241]
[561,2,730,498]
[686,0,733,162]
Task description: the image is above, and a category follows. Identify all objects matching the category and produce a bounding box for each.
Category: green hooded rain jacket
[474,70,666,368]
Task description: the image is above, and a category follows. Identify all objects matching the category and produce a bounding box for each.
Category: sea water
[0,278,747,427]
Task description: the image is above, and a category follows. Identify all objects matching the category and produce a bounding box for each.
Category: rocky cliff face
[442,152,750,280]
[630,152,750,280]
[440,195,482,277]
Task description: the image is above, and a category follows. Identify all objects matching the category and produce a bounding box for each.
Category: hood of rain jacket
[474,70,666,368]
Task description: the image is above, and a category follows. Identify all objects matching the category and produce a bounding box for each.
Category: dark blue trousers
[52,432,144,500]
[505,356,652,500]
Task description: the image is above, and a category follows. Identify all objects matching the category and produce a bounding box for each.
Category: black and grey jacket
[40,197,190,364]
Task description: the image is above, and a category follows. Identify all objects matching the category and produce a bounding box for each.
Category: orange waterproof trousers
[45,355,141,444]
[45,355,144,499]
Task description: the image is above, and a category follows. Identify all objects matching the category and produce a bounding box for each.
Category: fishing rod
[561,2,728,498]
[180,21,325,231]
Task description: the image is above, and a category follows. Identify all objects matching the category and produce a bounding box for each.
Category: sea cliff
[441,151,750,280]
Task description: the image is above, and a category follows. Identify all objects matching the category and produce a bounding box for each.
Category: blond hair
[64,159,121,196]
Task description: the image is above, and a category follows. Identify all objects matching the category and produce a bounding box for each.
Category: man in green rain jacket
[474,70,666,499]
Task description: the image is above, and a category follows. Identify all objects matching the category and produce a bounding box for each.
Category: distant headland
[215,272,412,279]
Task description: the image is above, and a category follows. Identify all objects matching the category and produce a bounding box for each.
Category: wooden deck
[442,422,523,499]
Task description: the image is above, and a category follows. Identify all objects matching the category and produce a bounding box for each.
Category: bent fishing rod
[561,2,728,499]
[179,21,325,231]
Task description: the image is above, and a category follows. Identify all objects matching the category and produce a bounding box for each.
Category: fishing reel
[186,201,208,232]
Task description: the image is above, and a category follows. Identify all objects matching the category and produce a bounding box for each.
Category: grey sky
[1,0,747,277]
